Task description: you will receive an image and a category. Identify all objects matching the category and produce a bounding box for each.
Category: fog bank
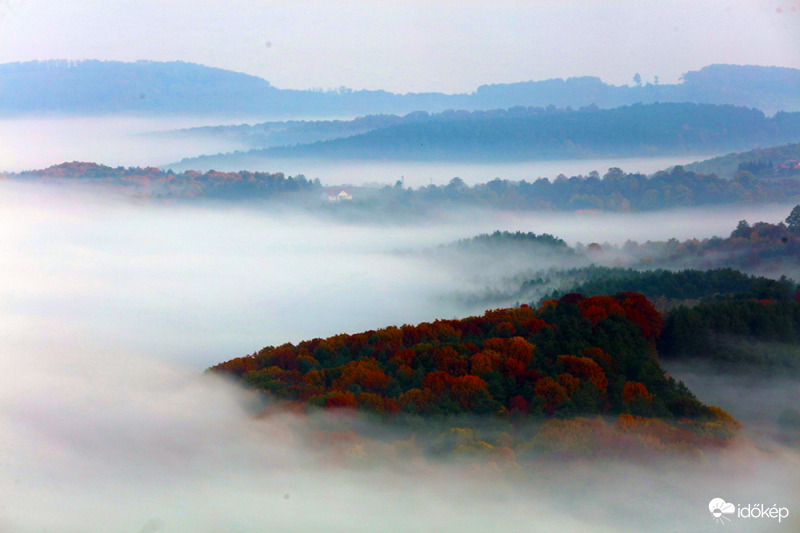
[1,325,797,533]
[1,181,798,531]
[0,116,254,172]
[1,181,795,367]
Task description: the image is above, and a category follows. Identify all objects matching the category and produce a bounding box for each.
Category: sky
[0,0,799,94]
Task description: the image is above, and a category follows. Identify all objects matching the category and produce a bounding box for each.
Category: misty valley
[2,59,800,533]
[3,167,800,532]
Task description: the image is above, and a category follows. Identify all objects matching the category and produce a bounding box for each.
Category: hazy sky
[1,0,798,93]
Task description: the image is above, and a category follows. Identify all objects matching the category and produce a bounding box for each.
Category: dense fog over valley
[2,173,800,531]
[2,269,799,532]
[1,181,796,366]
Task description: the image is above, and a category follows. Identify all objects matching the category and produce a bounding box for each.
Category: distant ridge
[173,103,800,167]
[0,59,457,117]
[472,64,800,114]
[1,60,800,117]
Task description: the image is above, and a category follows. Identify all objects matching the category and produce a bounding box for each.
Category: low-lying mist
[0,116,254,172]
[1,180,795,366]
[0,116,724,188]
[1,180,798,531]
[2,325,798,533]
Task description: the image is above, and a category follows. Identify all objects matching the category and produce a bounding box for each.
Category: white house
[323,188,353,202]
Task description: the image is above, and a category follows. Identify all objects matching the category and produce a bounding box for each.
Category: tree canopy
[209,292,740,454]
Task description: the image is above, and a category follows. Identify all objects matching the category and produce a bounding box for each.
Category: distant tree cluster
[448,231,571,250]
[431,230,575,260]
[600,207,800,272]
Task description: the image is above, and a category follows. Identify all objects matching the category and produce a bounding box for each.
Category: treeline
[7,162,322,200]
[209,292,739,450]
[10,162,800,215]
[543,268,797,303]
[327,166,800,213]
[10,161,800,213]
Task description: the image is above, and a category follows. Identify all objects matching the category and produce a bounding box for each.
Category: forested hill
[182,103,800,164]
[209,292,741,455]
[3,162,321,200]
[2,60,799,117]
